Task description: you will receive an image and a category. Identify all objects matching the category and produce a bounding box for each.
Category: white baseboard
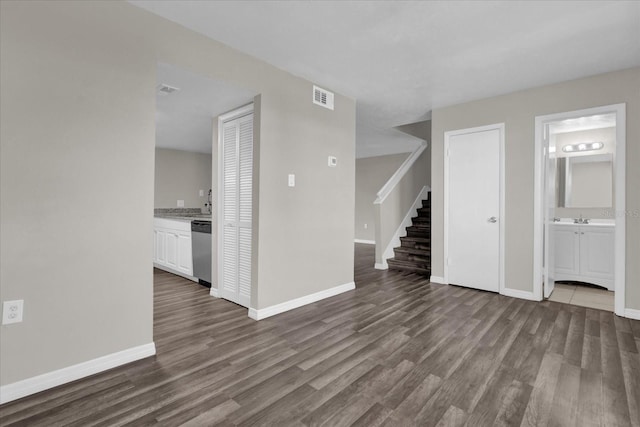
[209,287,219,298]
[354,239,375,245]
[0,342,156,405]
[153,263,198,282]
[501,288,540,301]
[374,262,388,270]
[624,308,640,320]
[381,186,430,263]
[248,281,355,321]
[429,276,446,284]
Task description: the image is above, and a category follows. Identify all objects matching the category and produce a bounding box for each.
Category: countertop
[154,215,212,222]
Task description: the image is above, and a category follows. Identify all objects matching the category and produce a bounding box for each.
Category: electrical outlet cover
[2,300,24,325]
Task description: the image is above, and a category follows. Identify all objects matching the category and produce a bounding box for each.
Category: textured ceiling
[134,1,640,158]
[156,62,256,153]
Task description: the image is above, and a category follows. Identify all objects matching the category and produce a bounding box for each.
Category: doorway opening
[152,62,256,306]
[534,104,626,315]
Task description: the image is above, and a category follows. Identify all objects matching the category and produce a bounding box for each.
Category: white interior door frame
[533,103,626,316]
[444,123,505,294]
[216,103,254,306]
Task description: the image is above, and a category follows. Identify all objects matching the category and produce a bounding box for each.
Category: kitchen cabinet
[553,224,614,290]
[153,218,193,277]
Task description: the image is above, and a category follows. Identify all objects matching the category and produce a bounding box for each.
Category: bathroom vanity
[553,221,615,290]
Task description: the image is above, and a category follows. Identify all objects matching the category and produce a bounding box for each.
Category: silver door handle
[488,217,497,223]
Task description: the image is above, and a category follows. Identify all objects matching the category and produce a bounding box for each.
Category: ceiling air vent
[157,84,180,96]
[313,85,334,110]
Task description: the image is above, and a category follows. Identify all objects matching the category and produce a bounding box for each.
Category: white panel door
[219,111,253,307]
[543,130,557,298]
[447,127,501,292]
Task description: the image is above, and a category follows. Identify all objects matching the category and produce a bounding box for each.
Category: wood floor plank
[1,243,638,427]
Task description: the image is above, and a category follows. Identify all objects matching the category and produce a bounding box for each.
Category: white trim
[374,141,428,204]
[429,276,446,284]
[624,309,640,321]
[443,123,505,295]
[217,103,254,123]
[209,287,219,298]
[501,288,539,301]
[153,263,198,282]
[0,343,156,405]
[354,239,375,245]
[380,186,430,265]
[247,282,355,321]
[533,104,626,316]
[374,262,388,270]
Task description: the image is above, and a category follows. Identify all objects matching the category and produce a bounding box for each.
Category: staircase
[387,195,431,277]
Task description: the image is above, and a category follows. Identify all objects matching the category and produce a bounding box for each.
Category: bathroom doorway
[534,104,626,315]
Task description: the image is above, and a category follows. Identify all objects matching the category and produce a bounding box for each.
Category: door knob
[488,217,497,223]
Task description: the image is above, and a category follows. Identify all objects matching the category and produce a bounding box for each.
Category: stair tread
[394,246,431,256]
[387,259,431,275]
[401,236,431,243]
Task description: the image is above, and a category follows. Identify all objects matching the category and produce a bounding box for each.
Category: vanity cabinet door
[554,225,580,276]
[580,226,614,280]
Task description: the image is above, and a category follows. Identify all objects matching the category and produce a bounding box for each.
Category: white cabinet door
[580,226,614,280]
[155,229,167,265]
[177,232,193,276]
[554,225,580,276]
[165,232,178,270]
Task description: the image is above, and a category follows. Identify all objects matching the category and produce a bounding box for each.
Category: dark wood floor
[2,243,639,426]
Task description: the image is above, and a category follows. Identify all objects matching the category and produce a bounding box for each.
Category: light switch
[177,200,184,207]
[328,156,337,167]
[288,174,295,187]
[199,190,204,197]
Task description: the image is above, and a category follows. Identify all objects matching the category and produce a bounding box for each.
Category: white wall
[431,67,640,309]
[0,0,355,389]
[154,148,212,209]
[355,153,408,242]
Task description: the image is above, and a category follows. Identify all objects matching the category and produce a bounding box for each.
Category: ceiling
[549,113,616,135]
[137,1,640,158]
[156,62,256,153]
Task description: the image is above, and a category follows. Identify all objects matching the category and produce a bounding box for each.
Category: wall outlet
[177,200,184,207]
[364,223,368,229]
[2,300,24,325]
[288,174,295,187]
[199,189,204,197]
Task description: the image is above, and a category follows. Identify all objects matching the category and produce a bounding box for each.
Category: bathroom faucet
[574,215,589,224]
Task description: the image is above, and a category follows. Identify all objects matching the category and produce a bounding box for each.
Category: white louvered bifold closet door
[220,112,253,307]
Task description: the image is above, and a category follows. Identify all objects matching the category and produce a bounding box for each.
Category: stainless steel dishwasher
[191,220,212,287]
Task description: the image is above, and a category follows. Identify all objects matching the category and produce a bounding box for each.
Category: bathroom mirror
[550,119,615,209]
[556,153,613,208]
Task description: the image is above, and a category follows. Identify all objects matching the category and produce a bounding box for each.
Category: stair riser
[407,230,430,238]
[412,217,430,223]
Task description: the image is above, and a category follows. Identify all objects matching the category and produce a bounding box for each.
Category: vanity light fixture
[562,141,604,153]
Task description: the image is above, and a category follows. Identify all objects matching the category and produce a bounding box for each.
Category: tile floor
[548,281,614,311]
